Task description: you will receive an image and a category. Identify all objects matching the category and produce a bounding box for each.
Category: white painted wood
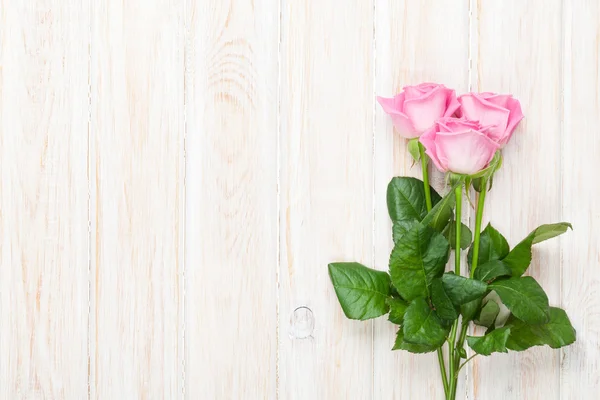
[561,1,600,398]
[89,0,184,398]
[2,1,600,398]
[468,1,564,399]
[0,0,90,398]
[278,1,375,398]
[184,0,279,398]
[373,1,470,399]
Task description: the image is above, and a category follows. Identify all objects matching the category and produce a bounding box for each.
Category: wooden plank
[0,0,90,398]
[90,1,184,398]
[468,1,564,399]
[278,1,374,398]
[373,1,470,399]
[184,0,279,398]
[561,1,600,398]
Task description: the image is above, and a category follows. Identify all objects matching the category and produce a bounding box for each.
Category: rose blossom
[419,117,500,175]
[377,83,460,139]
[457,92,524,146]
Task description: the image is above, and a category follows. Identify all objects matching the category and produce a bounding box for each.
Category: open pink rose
[419,118,500,175]
[457,92,524,146]
[377,83,460,139]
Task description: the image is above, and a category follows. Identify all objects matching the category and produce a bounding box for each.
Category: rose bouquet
[328,83,575,400]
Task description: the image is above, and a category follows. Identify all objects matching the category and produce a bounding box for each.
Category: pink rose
[457,92,524,146]
[377,83,460,139]
[419,118,500,175]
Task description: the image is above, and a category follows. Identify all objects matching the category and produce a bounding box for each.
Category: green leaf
[408,138,421,162]
[403,297,449,347]
[506,307,576,351]
[392,220,417,244]
[444,221,472,250]
[475,300,500,328]
[441,273,488,306]
[503,223,573,277]
[389,223,450,301]
[461,298,482,321]
[393,329,438,353]
[421,185,456,232]
[467,223,509,267]
[531,222,573,244]
[386,177,441,224]
[430,278,459,321]
[474,260,512,282]
[467,327,511,356]
[328,262,391,320]
[458,347,467,359]
[387,298,409,325]
[489,277,550,324]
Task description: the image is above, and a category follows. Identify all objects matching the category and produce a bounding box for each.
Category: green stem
[419,143,433,211]
[449,180,488,399]
[454,186,462,276]
[438,347,449,397]
[446,185,463,400]
[470,181,488,278]
[418,148,448,396]
[455,323,469,366]
[458,354,478,373]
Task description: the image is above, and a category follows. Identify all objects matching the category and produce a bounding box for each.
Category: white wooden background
[0,0,598,399]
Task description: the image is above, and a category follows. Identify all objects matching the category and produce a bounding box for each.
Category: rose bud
[419,117,500,175]
[377,83,460,139]
[457,92,524,146]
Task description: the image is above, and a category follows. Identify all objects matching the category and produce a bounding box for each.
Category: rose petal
[419,127,446,172]
[403,86,447,132]
[377,95,419,138]
[377,94,404,114]
[390,113,419,138]
[459,93,510,143]
[502,97,524,145]
[437,117,481,133]
[443,89,461,117]
[435,130,500,175]
[403,86,424,100]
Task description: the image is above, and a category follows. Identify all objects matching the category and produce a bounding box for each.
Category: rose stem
[453,179,489,384]
[447,184,463,400]
[470,180,488,278]
[418,144,448,397]
[419,143,433,210]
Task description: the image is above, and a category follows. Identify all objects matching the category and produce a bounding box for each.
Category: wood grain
[561,0,600,397]
[373,1,470,398]
[0,0,90,398]
[468,1,564,399]
[90,0,184,398]
[278,1,374,398]
[184,0,279,398]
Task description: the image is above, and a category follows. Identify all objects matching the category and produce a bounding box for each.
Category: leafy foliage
[503,223,572,276]
[393,329,438,354]
[475,300,501,328]
[467,223,509,267]
[387,297,409,325]
[467,327,511,356]
[431,278,459,321]
[328,175,575,395]
[389,223,450,301]
[328,262,391,320]
[474,259,512,282]
[489,277,550,324]
[506,307,576,351]
[403,298,449,347]
[444,220,472,250]
[441,273,488,305]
